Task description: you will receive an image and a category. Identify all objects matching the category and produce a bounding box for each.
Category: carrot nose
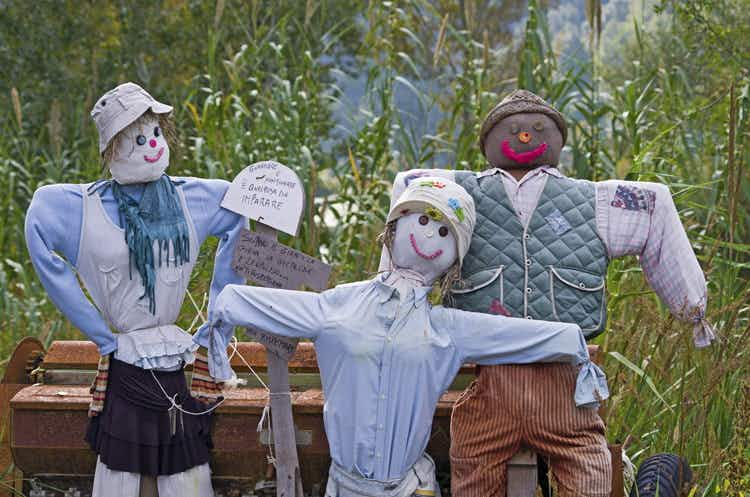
[518,132,532,144]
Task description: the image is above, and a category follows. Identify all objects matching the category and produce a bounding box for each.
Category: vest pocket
[158,257,184,286]
[99,263,123,292]
[450,266,505,314]
[549,266,605,333]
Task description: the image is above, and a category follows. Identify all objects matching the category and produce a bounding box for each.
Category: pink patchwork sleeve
[595,180,715,347]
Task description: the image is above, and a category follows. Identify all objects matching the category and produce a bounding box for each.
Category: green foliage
[0,0,748,490]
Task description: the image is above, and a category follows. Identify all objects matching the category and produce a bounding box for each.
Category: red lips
[144,147,164,163]
[501,140,548,164]
[410,233,444,260]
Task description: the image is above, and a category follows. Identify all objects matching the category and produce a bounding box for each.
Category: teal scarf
[109,176,190,314]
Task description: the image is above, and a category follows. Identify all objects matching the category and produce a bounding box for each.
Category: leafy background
[0,0,748,493]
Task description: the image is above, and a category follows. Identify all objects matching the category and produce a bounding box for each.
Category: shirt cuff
[207,321,236,381]
[575,361,610,409]
[693,318,717,348]
[192,322,211,349]
[98,339,118,356]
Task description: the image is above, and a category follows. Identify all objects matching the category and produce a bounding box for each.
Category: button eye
[136,135,147,146]
[418,215,429,226]
[438,226,449,237]
[510,123,520,134]
[532,120,544,131]
[154,126,160,137]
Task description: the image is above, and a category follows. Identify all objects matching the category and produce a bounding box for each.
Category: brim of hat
[386,199,466,269]
[98,102,174,153]
[150,101,173,114]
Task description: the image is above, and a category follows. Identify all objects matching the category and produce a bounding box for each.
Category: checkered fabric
[190,346,223,403]
[88,354,110,417]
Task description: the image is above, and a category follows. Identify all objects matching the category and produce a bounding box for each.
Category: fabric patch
[418,180,446,189]
[610,185,656,212]
[448,197,465,221]
[545,209,572,235]
[404,172,431,187]
[489,299,511,316]
[425,206,443,221]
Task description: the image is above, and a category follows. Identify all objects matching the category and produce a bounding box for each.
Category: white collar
[477,165,564,183]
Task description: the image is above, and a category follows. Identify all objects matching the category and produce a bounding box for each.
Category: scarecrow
[385,90,715,497]
[24,82,245,497]
[206,177,609,497]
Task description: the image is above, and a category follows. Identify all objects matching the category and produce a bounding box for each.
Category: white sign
[221,161,304,236]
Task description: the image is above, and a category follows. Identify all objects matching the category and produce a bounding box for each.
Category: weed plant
[0,0,748,491]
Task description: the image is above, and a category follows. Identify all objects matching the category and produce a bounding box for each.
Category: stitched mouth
[501,140,547,164]
[410,233,443,260]
[144,147,165,163]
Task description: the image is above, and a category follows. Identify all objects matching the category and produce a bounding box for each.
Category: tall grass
[0,0,748,491]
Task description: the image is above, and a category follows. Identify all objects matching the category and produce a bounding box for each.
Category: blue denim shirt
[209,277,608,481]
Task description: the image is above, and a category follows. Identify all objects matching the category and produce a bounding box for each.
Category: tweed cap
[387,176,476,269]
[91,82,173,154]
[479,89,567,156]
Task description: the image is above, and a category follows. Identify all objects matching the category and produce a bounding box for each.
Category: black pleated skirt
[85,357,213,476]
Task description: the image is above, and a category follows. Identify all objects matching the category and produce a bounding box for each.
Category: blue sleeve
[207,284,324,380]
[24,185,117,354]
[177,178,248,349]
[432,307,609,408]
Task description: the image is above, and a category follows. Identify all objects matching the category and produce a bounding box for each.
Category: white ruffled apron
[77,184,211,497]
[77,184,199,369]
[325,454,441,497]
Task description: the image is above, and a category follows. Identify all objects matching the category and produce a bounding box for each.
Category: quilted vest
[452,171,609,338]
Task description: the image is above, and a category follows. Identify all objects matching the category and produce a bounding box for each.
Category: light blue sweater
[24,176,246,355]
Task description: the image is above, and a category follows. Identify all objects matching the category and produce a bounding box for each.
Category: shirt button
[526,287,533,294]
[525,259,532,266]
[386,336,392,342]
[524,233,530,240]
[526,316,532,319]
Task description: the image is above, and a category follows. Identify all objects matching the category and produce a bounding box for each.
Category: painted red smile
[501,140,548,164]
[410,233,443,260]
[144,147,164,163]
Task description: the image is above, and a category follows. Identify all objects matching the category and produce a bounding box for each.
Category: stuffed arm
[182,178,248,350]
[24,184,117,354]
[597,180,715,347]
[208,284,324,380]
[434,307,608,408]
[179,178,247,399]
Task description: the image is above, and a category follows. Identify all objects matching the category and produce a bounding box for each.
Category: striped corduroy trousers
[450,363,612,497]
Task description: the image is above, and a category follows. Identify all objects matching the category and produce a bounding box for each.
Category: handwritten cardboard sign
[232,229,331,292]
[221,161,305,236]
[246,328,298,360]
